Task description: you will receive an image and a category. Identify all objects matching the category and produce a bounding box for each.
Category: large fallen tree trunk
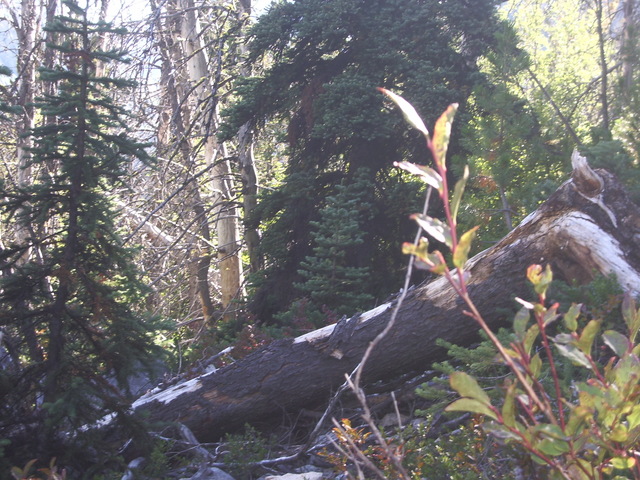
[130,154,640,443]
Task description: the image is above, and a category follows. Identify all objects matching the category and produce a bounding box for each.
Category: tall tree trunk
[594,0,610,132]
[179,0,244,313]
[15,0,38,249]
[236,0,262,274]
[621,0,635,99]
[13,0,44,364]
[150,0,218,324]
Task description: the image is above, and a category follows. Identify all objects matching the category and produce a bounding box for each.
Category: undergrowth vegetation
[323,91,640,479]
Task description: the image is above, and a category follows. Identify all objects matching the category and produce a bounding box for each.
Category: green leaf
[563,303,582,332]
[569,459,598,480]
[11,459,37,480]
[529,352,542,379]
[555,343,592,369]
[502,382,516,427]
[577,319,601,356]
[427,252,448,274]
[534,423,566,440]
[432,103,458,169]
[565,405,590,436]
[378,88,430,138]
[603,330,630,357]
[610,457,636,470]
[530,452,550,466]
[543,303,560,327]
[536,438,570,456]
[395,161,443,192]
[523,324,540,356]
[527,264,553,296]
[453,226,478,268]
[445,397,497,420]
[403,241,448,274]
[483,421,522,441]
[451,165,469,222]
[608,424,628,443]
[402,238,429,262]
[513,306,531,340]
[532,424,571,456]
[628,404,640,430]
[612,354,640,387]
[622,293,640,343]
[449,371,491,404]
[411,213,452,247]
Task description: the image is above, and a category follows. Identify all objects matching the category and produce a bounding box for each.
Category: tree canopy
[223,0,502,321]
[0,0,166,463]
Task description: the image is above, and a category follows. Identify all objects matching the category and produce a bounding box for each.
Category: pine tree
[224,0,501,321]
[0,0,166,462]
[0,66,17,121]
[296,168,374,316]
[460,23,564,243]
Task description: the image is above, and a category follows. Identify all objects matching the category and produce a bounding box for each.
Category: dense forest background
[0,0,639,473]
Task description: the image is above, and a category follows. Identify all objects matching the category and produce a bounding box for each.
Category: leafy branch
[379,89,640,479]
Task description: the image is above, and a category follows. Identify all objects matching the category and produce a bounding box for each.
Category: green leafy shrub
[446,274,640,479]
[322,417,519,479]
[382,90,640,479]
[415,329,512,417]
[223,424,270,479]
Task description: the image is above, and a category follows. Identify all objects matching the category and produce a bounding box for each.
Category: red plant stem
[587,356,607,385]
[427,139,469,296]
[461,297,557,425]
[534,296,566,430]
[497,416,573,480]
[426,129,554,422]
[511,345,552,425]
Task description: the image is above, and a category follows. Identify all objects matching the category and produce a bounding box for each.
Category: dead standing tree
[127,154,640,443]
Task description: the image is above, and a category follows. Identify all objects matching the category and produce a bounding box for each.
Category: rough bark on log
[130,154,640,443]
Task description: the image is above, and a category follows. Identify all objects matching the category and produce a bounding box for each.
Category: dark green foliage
[0,1,166,465]
[295,168,375,316]
[416,329,512,417]
[550,272,623,327]
[227,0,501,321]
[0,67,18,121]
[397,422,514,479]
[460,22,569,244]
[223,424,270,479]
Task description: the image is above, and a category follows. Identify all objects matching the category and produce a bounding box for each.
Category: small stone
[181,466,236,480]
[264,472,323,480]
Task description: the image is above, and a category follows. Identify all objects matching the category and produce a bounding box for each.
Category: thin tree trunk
[594,0,610,132]
[13,0,44,364]
[179,0,243,313]
[621,0,635,99]
[499,185,513,231]
[150,0,218,323]
[526,67,581,144]
[236,0,262,274]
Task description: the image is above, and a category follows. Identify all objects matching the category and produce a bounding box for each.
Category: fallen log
[129,153,640,443]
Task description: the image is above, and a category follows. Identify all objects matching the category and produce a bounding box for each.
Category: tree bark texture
[179,0,244,312]
[129,155,640,443]
[235,0,263,275]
